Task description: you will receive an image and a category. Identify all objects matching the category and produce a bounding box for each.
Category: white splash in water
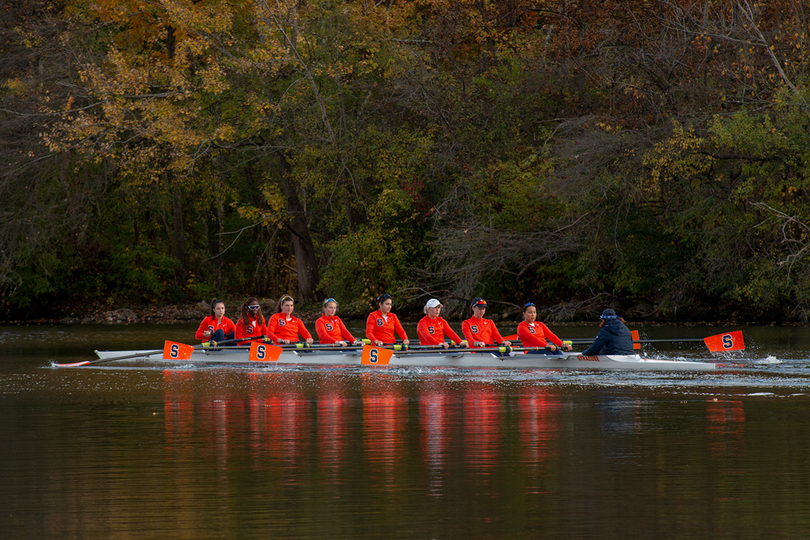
[754,355,781,365]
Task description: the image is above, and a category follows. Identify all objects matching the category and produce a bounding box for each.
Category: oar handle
[202,337,259,347]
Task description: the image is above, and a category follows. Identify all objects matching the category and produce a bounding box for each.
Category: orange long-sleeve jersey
[267,313,312,343]
[417,315,463,346]
[462,316,506,347]
[195,316,236,341]
[517,321,563,348]
[234,316,269,343]
[366,310,408,344]
[315,315,356,344]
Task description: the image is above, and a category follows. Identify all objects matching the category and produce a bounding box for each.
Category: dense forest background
[3,0,810,322]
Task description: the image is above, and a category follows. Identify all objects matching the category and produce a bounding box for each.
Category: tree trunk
[216,193,224,289]
[279,152,319,302]
[172,190,185,267]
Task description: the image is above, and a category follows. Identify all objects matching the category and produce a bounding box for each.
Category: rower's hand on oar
[501,340,512,347]
[280,339,291,345]
[305,337,314,345]
[474,341,485,348]
[458,340,468,348]
[374,340,384,346]
[353,339,364,346]
[440,341,450,349]
[402,339,410,346]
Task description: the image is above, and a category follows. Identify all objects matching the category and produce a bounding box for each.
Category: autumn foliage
[3,0,810,321]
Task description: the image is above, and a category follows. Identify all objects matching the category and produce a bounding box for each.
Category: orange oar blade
[163,341,195,360]
[249,342,283,362]
[631,330,641,350]
[361,345,393,365]
[704,331,744,352]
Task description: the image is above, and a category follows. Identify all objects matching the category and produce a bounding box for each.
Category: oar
[393,330,745,356]
[562,338,703,344]
[510,331,744,353]
[289,342,365,349]
[54,337,255,367]
[389,345,529,355]
[55,348,169,367]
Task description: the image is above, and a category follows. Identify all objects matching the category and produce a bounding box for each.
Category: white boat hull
[93,347,719,371]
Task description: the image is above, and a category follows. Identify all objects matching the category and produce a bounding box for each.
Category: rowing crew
[197,296,635,355]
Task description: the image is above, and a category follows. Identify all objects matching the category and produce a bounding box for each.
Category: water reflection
[156,368,765,510]
[157,370,575,504]
[420,383,449,497]
[463,384,502,477]
[518,387,563,492]
[706,399,745,458]
[13,335,810,539]
[360,373,407,491]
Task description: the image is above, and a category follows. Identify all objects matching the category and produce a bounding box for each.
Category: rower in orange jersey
[417,298,466,349]
[234,297,272,343]
[366,293,410,346]
[316,298,361,346]
[195,298,236,344]
[461,297,513,348]
[267,295,314,345]
[517,302,572,354]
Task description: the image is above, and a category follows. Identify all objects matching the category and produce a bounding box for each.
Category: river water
[2,322,810,539]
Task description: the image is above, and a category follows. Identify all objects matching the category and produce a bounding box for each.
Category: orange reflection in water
[249,373,310,483]
[161,370,568,498]
[360,373,407,489]
[463,384,501,475]
[317,393,349,478]
[517,386,563,495]
[163,370,195,455]
[418,380,453,497]
[705,398,745,458]
[518,387,563,467]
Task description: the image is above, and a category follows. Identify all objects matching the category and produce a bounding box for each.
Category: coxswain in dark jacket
[581,309,634,356]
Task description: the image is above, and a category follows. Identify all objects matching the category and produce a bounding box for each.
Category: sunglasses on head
[524,302,535,308]
[248,304,260,310]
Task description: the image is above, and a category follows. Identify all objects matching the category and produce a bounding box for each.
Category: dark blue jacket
[581,318,634,356]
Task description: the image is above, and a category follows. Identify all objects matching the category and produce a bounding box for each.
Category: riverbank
[0,296,757,326]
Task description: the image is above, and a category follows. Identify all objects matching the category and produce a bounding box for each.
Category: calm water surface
[2,322,810,539]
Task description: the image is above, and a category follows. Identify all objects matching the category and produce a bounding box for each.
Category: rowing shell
[92,347,720,371]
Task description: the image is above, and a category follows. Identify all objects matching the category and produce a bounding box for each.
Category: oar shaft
[538,338,707,344]
[57,348,166,367]
[633,338,706,343]
[99,349,164,361]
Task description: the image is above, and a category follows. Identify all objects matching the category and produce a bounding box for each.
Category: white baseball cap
[425,298,442,309]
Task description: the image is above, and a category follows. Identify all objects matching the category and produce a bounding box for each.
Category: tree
[0,0,105,317]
